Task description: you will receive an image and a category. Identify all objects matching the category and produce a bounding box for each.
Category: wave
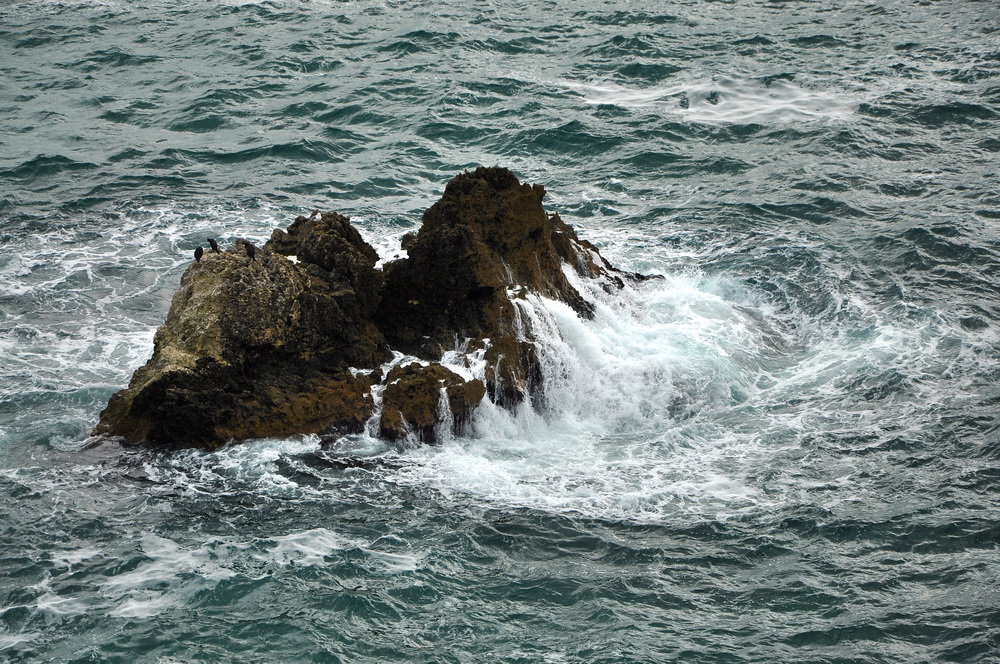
[562,75,858,124]
[0,154,99,184]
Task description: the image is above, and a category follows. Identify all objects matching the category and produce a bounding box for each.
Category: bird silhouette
[194,246,204,262]
[244,242,256,261]
[207,238,220,254]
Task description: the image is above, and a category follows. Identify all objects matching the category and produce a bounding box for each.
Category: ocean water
[1,0,999,661]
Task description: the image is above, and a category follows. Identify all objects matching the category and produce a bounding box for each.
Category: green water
[1,0,998,661]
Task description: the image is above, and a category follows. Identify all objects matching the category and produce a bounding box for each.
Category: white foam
[0,632,41,652]
[33,591,93,617]
[110,593,179,619]
[82,533,239,618]
[371,271,788,520]
[562,75,857,123]
[261,528,343,566]
[103,534,238,595]
[51,547,102,567]
[141,434,326,500]
[361,244,983,523]
[56,527,425,619]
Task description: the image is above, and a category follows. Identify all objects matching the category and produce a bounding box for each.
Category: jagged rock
[265,211,382,315]
[95,217,388,447]
[376,166,617,405]
[95,167,638,448]
[399,231,418,252]
[379,363,486,443]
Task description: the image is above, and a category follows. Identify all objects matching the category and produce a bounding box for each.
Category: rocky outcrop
[376,167,620,406]
[95,215,387,447]
[95,167,643,448]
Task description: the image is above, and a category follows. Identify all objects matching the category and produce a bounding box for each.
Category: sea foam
[562,75,858,123]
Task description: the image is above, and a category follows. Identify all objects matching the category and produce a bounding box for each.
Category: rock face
[376,167,618,406]
[379,363,486,443]
[95,167,640,448]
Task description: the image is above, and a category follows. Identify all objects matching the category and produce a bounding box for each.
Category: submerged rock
[96,167,641,448]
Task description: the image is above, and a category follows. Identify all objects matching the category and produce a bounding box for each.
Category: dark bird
[244,242,256,261]
[206,238,220,254]
[194,246,204,262]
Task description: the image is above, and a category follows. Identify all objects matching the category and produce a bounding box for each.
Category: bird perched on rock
[194,246,204,262]
[207,238,221,254]
[309,209,319,221]
[244,242,256,261]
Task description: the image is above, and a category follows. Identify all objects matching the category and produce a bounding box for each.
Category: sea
[1,0,998,662]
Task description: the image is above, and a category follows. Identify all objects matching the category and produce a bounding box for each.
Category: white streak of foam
[0,633,41,652]
[103,534,238,595]
[86,527,423,619]
[261,528,343,566]
[52,547,101,568]
[562,75,857,123]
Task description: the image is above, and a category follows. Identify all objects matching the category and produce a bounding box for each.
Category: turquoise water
[2,0,999,661]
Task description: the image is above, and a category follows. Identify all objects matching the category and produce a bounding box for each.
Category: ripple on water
[1,0,999,661]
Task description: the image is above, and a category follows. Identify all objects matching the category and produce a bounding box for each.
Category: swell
[1,0,999,661]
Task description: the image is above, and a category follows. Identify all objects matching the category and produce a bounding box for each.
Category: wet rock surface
[96,167,637,448]
[376,167,622,406]
[379,363,486,443]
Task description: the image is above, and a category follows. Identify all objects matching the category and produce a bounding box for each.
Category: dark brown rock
[376,166,617,405]
[95,230,387,448]
[379,363,486,443]
[98,361,373,447]
[266,211,382,312]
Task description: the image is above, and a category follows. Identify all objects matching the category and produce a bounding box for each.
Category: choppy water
[2,0,999,661]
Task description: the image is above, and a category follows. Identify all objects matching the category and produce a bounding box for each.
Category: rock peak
[442,166,526,198]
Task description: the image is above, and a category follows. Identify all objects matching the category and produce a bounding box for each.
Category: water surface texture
[2,0,999,662]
